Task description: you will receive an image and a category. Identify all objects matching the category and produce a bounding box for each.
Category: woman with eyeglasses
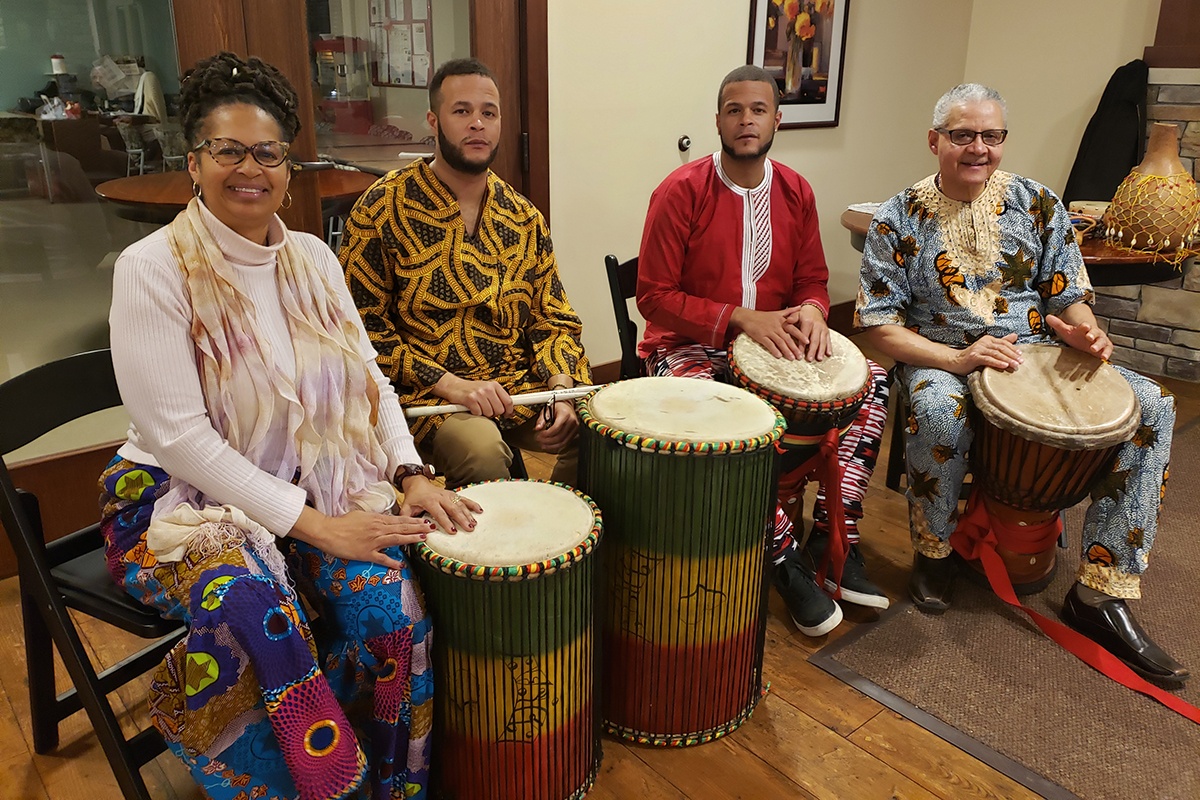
[98,52,478,800]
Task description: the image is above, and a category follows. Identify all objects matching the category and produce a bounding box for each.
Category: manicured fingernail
[420,533,428,539]
[451,526,458,533]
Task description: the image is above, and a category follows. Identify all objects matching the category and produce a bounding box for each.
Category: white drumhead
[423,481,595,567]
[969,344,1140,450]
[586,376,778,443]
[730,331,869,403]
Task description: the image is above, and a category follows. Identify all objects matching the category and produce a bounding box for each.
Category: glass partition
[0,0,178,459]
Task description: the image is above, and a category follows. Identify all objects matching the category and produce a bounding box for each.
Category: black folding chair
[0,349,184,799]
[603,254,643,380]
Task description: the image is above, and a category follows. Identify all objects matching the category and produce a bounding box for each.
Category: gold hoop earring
[192,182,201,199]
[280,191,293,210]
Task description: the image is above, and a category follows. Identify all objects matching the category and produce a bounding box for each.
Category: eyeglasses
[936,128,1008,146]
[192,137,291,167]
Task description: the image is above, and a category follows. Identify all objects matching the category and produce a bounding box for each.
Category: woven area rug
[811,422,1200,800]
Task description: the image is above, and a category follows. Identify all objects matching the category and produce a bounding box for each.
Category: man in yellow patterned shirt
[340,58,590,488]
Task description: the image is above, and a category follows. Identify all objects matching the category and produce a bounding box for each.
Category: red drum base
[956,489,1062,594]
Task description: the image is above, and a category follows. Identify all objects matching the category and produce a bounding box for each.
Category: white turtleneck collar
[195,199,287,268]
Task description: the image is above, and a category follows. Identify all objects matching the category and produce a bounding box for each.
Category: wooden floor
[6,342,1200,799]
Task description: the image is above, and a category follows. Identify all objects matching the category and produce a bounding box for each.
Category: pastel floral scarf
[146,199,394,564]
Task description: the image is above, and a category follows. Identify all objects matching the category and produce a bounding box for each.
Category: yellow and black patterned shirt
[339,158,590,444]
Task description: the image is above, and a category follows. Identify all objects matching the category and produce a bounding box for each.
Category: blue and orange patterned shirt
[855,170,1093,346]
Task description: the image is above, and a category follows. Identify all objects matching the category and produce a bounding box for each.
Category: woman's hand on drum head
[434,374,514,418]
[1046,314,1113,361]
[400,475,481,534]
[951,333,1023,375]
[791,304,833,362]
[288,506,434,570]
[731,307,806,360]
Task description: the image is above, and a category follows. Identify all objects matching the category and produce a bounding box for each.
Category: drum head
[730,331,869,403]
[968,344,1140,450]
[586,376,778,444]
[423,481,596,567]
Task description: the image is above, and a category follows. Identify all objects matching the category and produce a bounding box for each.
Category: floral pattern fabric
[856,172,1173,597]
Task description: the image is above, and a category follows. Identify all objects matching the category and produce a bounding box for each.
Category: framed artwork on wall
[747,0,850,129]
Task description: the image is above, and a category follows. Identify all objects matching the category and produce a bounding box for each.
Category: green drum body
[578,376,785,746]
[413,480,602,799]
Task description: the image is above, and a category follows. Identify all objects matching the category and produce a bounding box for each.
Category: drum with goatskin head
[577,376,784,746]
[729,330,871,461]
[965,344,1140,590]
[413,479,602,800]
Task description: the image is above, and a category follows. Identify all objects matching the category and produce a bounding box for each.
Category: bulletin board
[369,0,435,88]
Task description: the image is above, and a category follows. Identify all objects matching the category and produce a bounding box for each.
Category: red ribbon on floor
[950,488,1200,724]
[777,427,848,598]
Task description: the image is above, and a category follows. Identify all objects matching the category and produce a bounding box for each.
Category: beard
[437,126,499,175]
[720,129,775,161]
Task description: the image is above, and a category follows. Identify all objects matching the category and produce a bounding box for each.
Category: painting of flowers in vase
[748,0,850,128]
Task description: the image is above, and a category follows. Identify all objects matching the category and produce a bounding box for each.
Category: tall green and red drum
[413,480,602,799]
[578,376,785,745]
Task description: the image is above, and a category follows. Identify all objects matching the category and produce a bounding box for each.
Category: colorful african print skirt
[99,457,432,799]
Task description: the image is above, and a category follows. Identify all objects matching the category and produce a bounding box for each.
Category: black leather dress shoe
[1061,582,1190,687]
[908,552,957,614]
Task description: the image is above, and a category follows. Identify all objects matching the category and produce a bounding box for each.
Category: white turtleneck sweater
[109,202,422,536]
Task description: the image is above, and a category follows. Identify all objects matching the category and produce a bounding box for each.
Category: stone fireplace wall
[1091,67,1200,382]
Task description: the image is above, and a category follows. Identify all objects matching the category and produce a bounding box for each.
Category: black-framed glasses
[192,137,291,167]
[936,128,1008,146]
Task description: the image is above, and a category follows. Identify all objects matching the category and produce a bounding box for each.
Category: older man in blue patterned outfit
[856,84,1187,686]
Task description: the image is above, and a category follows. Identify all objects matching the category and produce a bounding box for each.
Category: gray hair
[931,83,1007,128]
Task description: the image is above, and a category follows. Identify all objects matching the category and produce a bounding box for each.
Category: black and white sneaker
[774,557,843,637]
[804,532,890,610]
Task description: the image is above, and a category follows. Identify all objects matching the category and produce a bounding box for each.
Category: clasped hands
[731,303,831,362]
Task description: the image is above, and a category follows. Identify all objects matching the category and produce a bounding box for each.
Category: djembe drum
[729,331,871,533]
[965,344,1140,590]
[729,331,871,464]
[578,376,785,746]
[413,480,602,799]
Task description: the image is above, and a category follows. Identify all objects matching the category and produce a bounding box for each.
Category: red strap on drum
[951,489,1200,724]
[778,428,849,599]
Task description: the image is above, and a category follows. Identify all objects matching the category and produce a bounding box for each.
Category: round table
[96,169,378,225]
[839,208,1181,286]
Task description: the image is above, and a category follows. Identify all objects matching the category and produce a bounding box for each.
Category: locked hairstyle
[717,65,780,111]
[179,51,301,146]
[428,57,498,113]
[931,83,1008,129]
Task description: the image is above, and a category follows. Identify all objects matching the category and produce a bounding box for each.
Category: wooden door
[470,0,549,215]
[172,0,550,231]
[171,0,323,236]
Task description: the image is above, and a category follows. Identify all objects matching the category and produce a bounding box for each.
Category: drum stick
[403,384,604,418]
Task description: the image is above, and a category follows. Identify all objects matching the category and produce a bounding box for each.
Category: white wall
[547,0,1163,368]
[547,0,974,367]
[963,1,1159,195]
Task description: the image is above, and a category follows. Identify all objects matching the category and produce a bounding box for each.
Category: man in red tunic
[636,65,890,637]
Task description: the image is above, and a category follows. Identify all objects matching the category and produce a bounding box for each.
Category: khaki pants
[420,412,579,489]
